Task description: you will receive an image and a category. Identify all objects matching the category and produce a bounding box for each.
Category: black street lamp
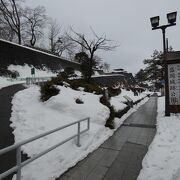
[150,11,177,116]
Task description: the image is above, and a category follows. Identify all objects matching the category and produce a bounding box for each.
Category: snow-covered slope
[0,64,57,90]
[8,64,57,78]
[11,85,111,180]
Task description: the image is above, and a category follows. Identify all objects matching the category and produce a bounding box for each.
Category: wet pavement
[57,96,157,180]
[0,84,27,180]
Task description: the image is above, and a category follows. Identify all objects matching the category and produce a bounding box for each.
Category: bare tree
[23,6,47,46]
[67,28,117,79]
[53,36,76,57]
[0,0,23,44]
[102,62,110,72]
[48,18,61,53]
[0,11,15,41]
[0,25,15,41]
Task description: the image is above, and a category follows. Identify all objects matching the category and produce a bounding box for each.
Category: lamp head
[167,11,177,24]
[150,16,160,28]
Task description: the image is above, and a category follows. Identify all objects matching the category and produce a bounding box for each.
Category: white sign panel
[168,63,180,105]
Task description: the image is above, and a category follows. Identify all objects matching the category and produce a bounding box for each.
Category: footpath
[0,84,27,180]
[57,95,157,180]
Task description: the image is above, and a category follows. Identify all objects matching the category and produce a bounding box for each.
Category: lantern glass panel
[167,12,177,24]
[150,16,159,28]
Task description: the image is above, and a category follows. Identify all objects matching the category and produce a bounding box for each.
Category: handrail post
[87,117,90,130]
[16,146,21,180]
[77,122,81,147]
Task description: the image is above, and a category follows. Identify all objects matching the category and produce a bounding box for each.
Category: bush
[68,80,81,90]
[115,106,130,118]
[68,79,103,95]
[100,95,110,107]
[50,76,64,86]
[11,71,19,79]
[58,71,68,79]
[107,86,121,97]
[100,95,115,129]
[40,75,103,102]
[64,67,75,76]
[105,106,115,129]
[40,81,60,101]
[84,83,103,95]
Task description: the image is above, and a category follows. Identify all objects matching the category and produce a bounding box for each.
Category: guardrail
[7,78,26,82]
[0,117,90,180]
[26,77,52,85]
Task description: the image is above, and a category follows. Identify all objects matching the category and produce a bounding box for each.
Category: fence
[0,117,90,180]
[26,77,52,85]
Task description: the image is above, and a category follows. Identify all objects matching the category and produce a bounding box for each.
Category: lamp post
[150,11,177,116]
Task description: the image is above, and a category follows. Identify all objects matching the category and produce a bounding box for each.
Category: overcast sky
[27,0,180,74]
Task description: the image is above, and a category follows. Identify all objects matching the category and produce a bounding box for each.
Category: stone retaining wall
[0,39,81,72]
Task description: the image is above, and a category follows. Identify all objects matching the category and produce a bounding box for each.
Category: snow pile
[74,70,82,76]
[110,89,147,111]
[8,64,57,78]
[10,85,149,180]
[138,97,180,180]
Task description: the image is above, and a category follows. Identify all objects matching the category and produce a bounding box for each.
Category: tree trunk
[30,33,36,47]
[87,52,94,80]
[18,30,21,44]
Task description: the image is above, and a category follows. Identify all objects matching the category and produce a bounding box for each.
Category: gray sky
[27,0,180,74]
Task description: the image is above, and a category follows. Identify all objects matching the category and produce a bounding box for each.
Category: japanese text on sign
[168,63,180,105]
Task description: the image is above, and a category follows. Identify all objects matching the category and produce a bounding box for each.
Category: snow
[10,85,149,180]
[156,91,162,96]
[74,70,82,76]
[8,64,57,78]
[11,86,110,180]
[94,70,100,76]
[0,64,57,90]
[0,77,24,90]
[92,73,124,78]
[110,89,147,111]
[138,97,180,180]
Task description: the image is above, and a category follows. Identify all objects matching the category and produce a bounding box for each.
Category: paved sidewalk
[0,84,27,180]
[57,96,157,180]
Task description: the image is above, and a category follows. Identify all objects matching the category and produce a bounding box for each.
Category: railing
[26,77,52,85]
[0,117,90,180]
[7,77,26,82]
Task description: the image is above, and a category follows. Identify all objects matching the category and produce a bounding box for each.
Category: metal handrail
[26,77,52,85]
[0,117,90,180]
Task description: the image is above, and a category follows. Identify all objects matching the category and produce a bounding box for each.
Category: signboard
[166,51,180,113]
[168,63,180,105]
[31,68,35,75]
